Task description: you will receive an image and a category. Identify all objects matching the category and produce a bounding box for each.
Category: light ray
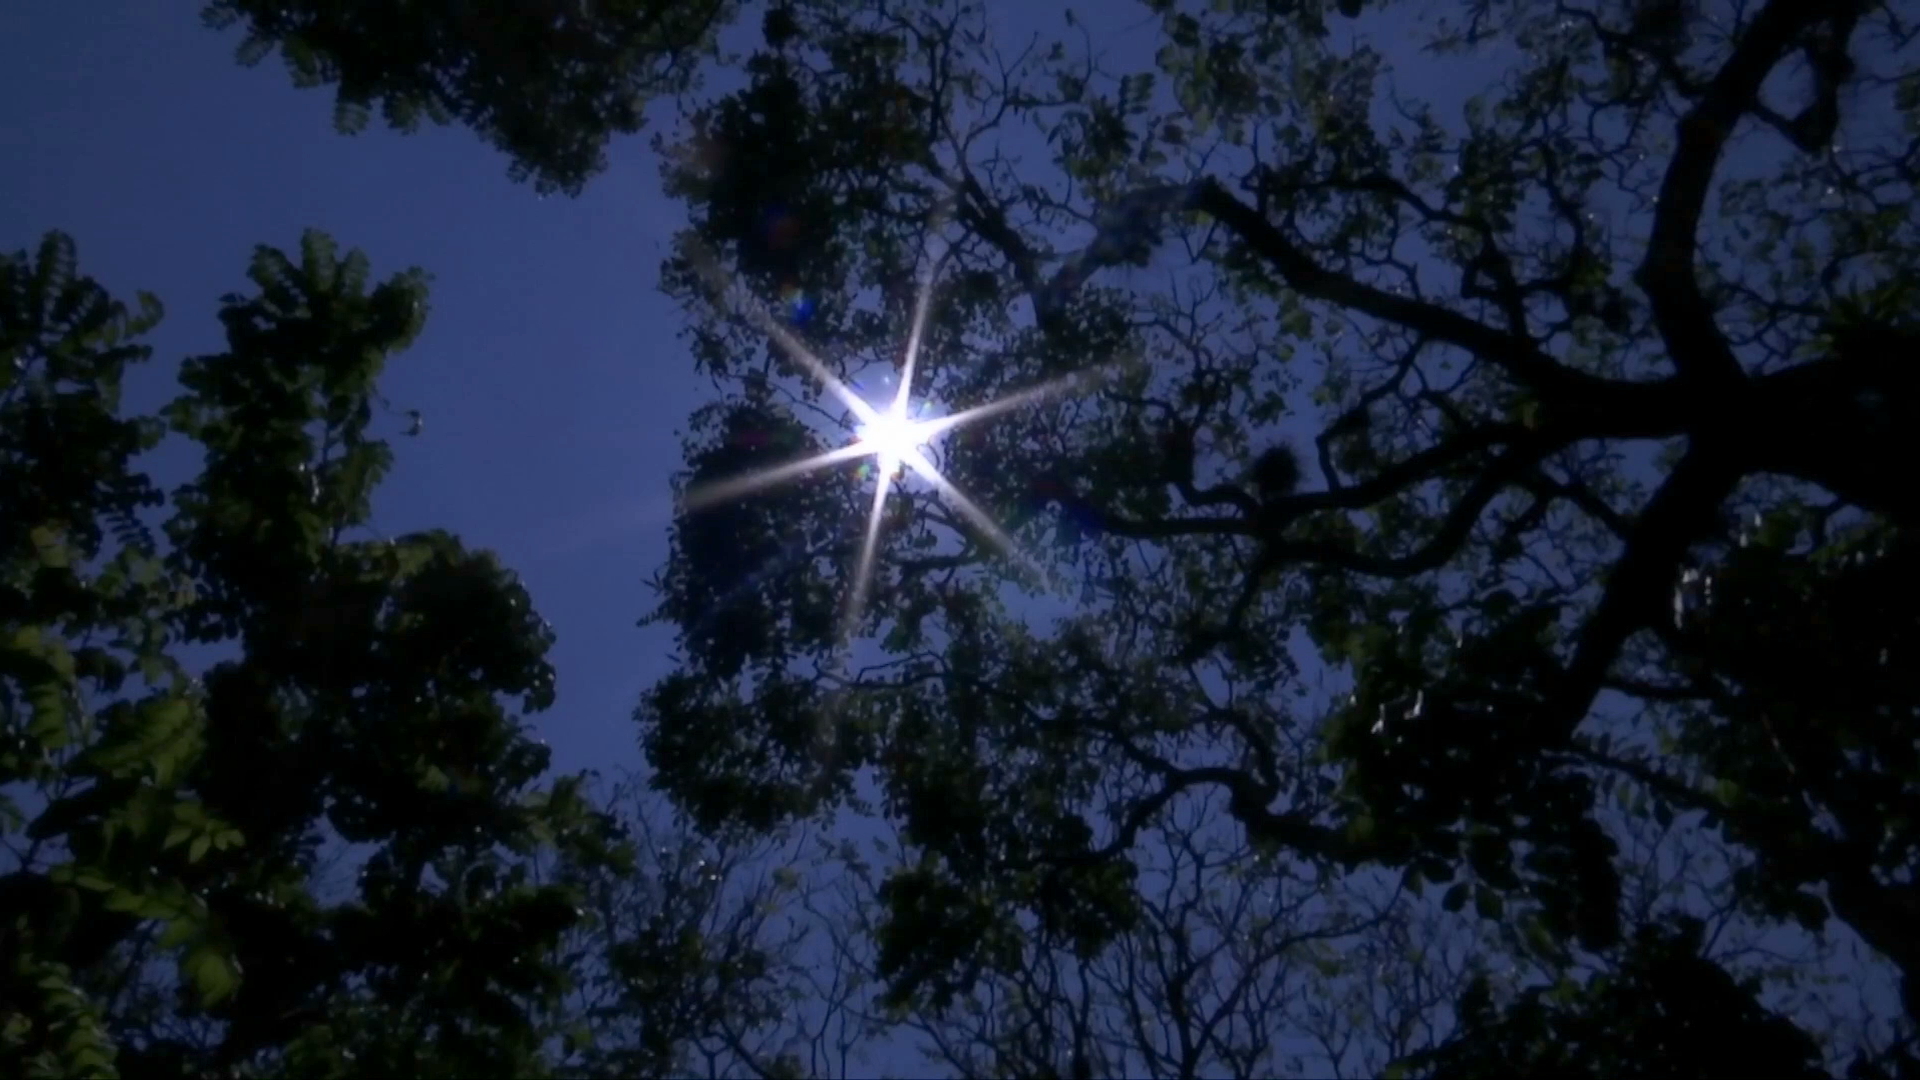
[842,465,896,642]
[894,446,1053,588]
[676,210,1108,825]
[687,243,879,427]
[682,235,1107,634]
[916,367,1113,441]
[843,236,944,634]
[681,441,874,511]
[893,238,941,417]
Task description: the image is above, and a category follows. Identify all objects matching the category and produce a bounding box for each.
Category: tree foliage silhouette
[186,0,1919,1071]
[618,0,1918,1069]
[0,231,788,1078]
[1402,917,1829,1079]
[203,0,742,195]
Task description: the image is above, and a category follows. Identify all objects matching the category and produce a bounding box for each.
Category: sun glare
[854,405,928,471]
[683,239,1125,644]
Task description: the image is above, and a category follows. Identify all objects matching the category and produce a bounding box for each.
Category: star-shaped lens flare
[854,402,925,474]
[681,241,1116,642]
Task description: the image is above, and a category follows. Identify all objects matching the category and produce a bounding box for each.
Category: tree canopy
[627,0,1920,1071]
[201,0,742,194]
[0,231,798,1078]
[8,0,1918,1075]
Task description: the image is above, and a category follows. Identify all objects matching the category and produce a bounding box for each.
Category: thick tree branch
[1114,760,1357,864]
[953,165,1055,324]
[1258,168,1537,337]
[1739,343,1920,526]
[1069,436,1542,579]
[1544,447,1739,743]
[1188,178,1634,406]
[1637,0,1852,385]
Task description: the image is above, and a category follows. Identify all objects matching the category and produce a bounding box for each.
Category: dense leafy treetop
[0,230,711,1077]
[1404,916,1830,1079]
[204,0,743,194]
[93,2,1920,1068]
[607,0,1920,1063]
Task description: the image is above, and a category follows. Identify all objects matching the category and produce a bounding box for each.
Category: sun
[854,403,929,473]
[681,239,1124,643]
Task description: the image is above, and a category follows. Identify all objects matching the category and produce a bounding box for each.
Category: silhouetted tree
[625,0,1916,1072]
[0,231,789,1078]
[204,0,742,195]
[195,0,1919,1072]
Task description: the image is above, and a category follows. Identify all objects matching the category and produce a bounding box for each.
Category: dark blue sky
[3,1,717,777]
[4,3,1908,1073]
[0,0,1162,781]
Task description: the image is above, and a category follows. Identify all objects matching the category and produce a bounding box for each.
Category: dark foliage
[203,0,740,194]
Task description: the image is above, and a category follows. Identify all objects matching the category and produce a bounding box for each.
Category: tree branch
[1543,447,1739,743]
[1637,0,1850,385]
[1187,178,1631,405]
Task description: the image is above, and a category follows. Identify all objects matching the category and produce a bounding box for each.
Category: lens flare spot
[776,279,816,326]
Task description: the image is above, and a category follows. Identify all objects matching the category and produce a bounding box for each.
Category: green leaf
[184,944,239,1005]
[234,31,274,66]
[29,525,71,569]
[73,871,113,893]
[157,917,199,949]
[300,229,339,293]
[27,680,71,749]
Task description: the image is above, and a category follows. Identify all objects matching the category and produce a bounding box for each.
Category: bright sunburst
[681,241,1114,644]
[854,401,927,474]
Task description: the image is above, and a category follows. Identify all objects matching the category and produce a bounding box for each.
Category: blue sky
[0,0,1171,781]
[5,3,1905,1072]
[3,0,716,778]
